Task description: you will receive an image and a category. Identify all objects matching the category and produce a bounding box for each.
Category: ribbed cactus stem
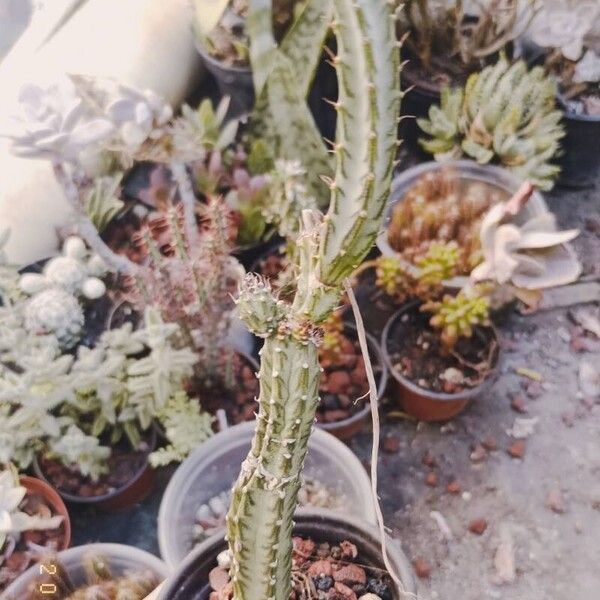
[227,331,320,600]
[227,1,400,598]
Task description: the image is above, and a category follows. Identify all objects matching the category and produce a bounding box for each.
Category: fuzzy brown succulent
[126,198,243,378]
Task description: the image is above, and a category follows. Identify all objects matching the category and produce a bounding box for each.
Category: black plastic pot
[157,510,417,600]
[557,94,600,188]
[400,64,442,156]
[196,42,255,118]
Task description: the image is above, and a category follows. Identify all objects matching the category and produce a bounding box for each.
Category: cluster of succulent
[149,391,214,467]
[418,56,565,190]
[386,170,498,274]
[527,0,600,110]
[397,0,536,79]
[0,467,63,555]
[0,306,200,479]
[374,241,461,305]
[422,286,492,348]
[18,236,108,348]
[24,554,159,600]
[194,0,299,67]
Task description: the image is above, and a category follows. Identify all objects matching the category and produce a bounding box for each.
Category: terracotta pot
[157,510,417,600]
[19,475,71,551]
[33,428,157,511]
[381,303,500,422]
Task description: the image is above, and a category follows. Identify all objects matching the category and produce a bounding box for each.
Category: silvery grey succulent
[471,201,581,289]
[48,425,111,481]
[7,76,115,162]
[19,235,107,299]
[23,287,85,348]
[528,0,599,62]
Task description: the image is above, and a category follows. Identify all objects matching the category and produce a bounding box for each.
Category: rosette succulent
[418,57,565,190]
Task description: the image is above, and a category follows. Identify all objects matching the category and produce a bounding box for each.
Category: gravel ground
[349,176,600,600]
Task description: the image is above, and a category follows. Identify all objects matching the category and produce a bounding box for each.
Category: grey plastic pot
[2,543,169,600]
[157,510,417,600]
[377,160,549,259]
[158,422,376,568]
[195,41,254,118]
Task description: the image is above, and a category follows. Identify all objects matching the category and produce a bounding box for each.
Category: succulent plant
[528,0,599,63]
[422,286,491,348]
[170,98,239,163]
[471,198,581,290]
[0,467,63,554]
[83,174,125,232]
[23,288,85,349]
[149,391,214,467]
[48,425,111,481]
[416,240,461,286]
[386,169,496,273]
[418,57,565,190]
[225,1,401,598]
[194,0,299,67]
[397,0,536,76]
[127,197,244,382]
[318,311,346,369]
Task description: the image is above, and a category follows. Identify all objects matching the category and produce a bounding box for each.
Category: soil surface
[39,441,150,499]
[71,170,600,599]
[386,305,497,393]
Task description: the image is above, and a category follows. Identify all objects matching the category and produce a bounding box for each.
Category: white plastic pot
[2,543,169,599]
[158,421,376,568]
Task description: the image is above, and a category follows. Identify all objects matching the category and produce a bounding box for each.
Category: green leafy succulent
[416,240,461,286]
[418,57,565,190]
[150,391,214,467]
[422,287,491,348]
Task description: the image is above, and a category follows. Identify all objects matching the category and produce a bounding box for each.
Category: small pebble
[468,518,488,535]
[507,440,526,459]
[412,557,431,579]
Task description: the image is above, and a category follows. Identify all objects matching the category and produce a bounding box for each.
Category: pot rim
[19,475,72,550]
[157,509,416,600]
[381,301,500,402]
[32,426,157,505]
[2,542,170,599]
[194,38,253,76]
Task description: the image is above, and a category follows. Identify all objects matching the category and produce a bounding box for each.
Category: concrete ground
[349,177,600,600]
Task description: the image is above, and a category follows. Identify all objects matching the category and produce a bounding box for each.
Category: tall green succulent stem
[226,1,400,598]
